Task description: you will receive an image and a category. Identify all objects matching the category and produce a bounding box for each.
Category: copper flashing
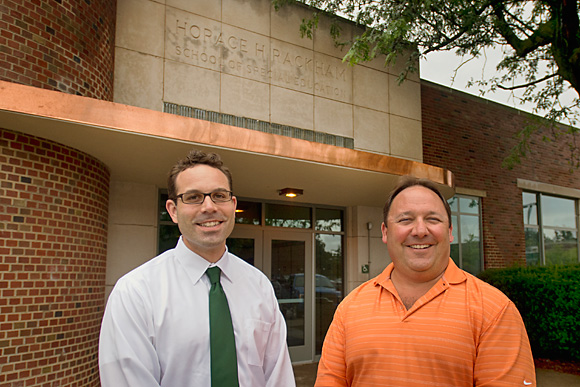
[0,81,454,190]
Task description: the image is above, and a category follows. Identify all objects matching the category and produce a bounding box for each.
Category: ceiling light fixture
[279,188,303,198]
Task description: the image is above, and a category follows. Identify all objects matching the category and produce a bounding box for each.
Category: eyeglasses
[176,190,233,205]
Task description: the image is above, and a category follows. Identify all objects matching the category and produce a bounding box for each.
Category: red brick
[0,0,115,100]
[422,82,580,269]
[0,128,108,387]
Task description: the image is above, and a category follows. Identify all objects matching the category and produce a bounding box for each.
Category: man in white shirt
[99,150,295,386]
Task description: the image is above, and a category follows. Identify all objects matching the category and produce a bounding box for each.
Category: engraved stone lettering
[168,13,350,100]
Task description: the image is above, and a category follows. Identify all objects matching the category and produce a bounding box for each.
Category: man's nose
[199,195,218,211]
[412,219,429,237]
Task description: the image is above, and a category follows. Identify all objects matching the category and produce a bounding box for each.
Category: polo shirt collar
[374,257,467,288]
[442,258,468,285]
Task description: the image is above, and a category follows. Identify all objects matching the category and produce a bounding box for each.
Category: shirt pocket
[245,319,272,367]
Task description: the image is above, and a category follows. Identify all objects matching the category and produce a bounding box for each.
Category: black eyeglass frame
[175,190,234,205]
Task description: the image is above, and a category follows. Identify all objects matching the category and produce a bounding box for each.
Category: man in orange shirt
[315,177,536,387]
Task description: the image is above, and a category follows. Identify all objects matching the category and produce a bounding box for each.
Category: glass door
[264,230,313,362]
[227,228,313,362]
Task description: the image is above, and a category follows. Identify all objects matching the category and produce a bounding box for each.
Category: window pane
[315,208,343,232]
[265,204,312,228]
[541,196,576,228]
[522,192,538,226]
[235,201,261,225]
[448,197,458,212]
[460,215,480,243]
[315,234,343,355]
[460,215,481,275]
[159,224,180,254]
[459,197,479,214]
[271,240,306,347]
[226,237,255,266]
[450,215,459,267]
[159,192,172,222]
[544,229,578,265]
[525,227,540,266]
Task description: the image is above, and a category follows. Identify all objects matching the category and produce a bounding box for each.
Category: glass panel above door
[315,208,343,232]
[235,200,261,225]
[265,204,312,228]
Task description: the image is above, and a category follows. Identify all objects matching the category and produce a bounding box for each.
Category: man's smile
[409,244,431,249]
[197,220,224,228]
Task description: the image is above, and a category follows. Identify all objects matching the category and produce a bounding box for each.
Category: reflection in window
[159,224,181,253]
[316,208,343,232]
[265,204,312,228]
[226,238,255,266]
[523,192,579,265]
[448,195,482,275]
[315,234,343,355]
[544,230,578,265]
[541,195,576,228]
[525,228,540,266]
[235,200,261,225]
[271,240,306,347]
[523,192,538,225]
[158,192,180,254]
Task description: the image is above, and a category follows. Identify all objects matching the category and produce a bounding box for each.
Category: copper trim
[0,80,454,188]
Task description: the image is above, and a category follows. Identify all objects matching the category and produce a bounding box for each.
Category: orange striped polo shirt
[315,259,536,387]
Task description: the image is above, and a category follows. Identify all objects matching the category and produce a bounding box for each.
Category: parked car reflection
[273,273,341,319]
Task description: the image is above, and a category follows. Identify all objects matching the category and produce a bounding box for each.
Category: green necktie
[206,267,239,387]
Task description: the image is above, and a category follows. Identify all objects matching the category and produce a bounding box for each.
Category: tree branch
[497,73,558,90]
[492,2,555,57]
[419,3,491,53]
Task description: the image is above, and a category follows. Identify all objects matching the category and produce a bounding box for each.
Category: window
[523,192,579,265]
[158,192,180,254]
[265,203,312,228]
[314,208,343,355]
[448,195,483,275]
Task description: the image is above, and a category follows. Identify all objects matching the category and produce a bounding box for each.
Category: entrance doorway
[158,193,345,363]
[227,228,314,362]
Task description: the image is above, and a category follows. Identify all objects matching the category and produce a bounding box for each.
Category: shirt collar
[441,258,467,285]
[374,257,467,288]
[374,261,395,288]
[174,237,235,285]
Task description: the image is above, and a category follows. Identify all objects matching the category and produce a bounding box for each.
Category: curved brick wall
[0,0,116,100]
[0,129,109,386]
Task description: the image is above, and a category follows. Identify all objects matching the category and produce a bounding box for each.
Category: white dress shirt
[99,237,295,387]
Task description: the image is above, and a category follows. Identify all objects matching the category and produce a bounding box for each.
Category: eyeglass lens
[179,190,232,204]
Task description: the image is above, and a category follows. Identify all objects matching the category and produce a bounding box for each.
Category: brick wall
[0,0,116,100]
[0,128,109,386]
[422,81,580,269]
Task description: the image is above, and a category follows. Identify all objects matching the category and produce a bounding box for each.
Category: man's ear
[381,222,388,244]
[166,199,178,224]
[449,224,454,243]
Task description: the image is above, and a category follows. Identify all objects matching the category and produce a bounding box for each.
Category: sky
[419,47,577,118]
[419,47,537,114]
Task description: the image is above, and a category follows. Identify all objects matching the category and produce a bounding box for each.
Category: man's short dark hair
[383,176,452,227]
[167,150,233,201]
